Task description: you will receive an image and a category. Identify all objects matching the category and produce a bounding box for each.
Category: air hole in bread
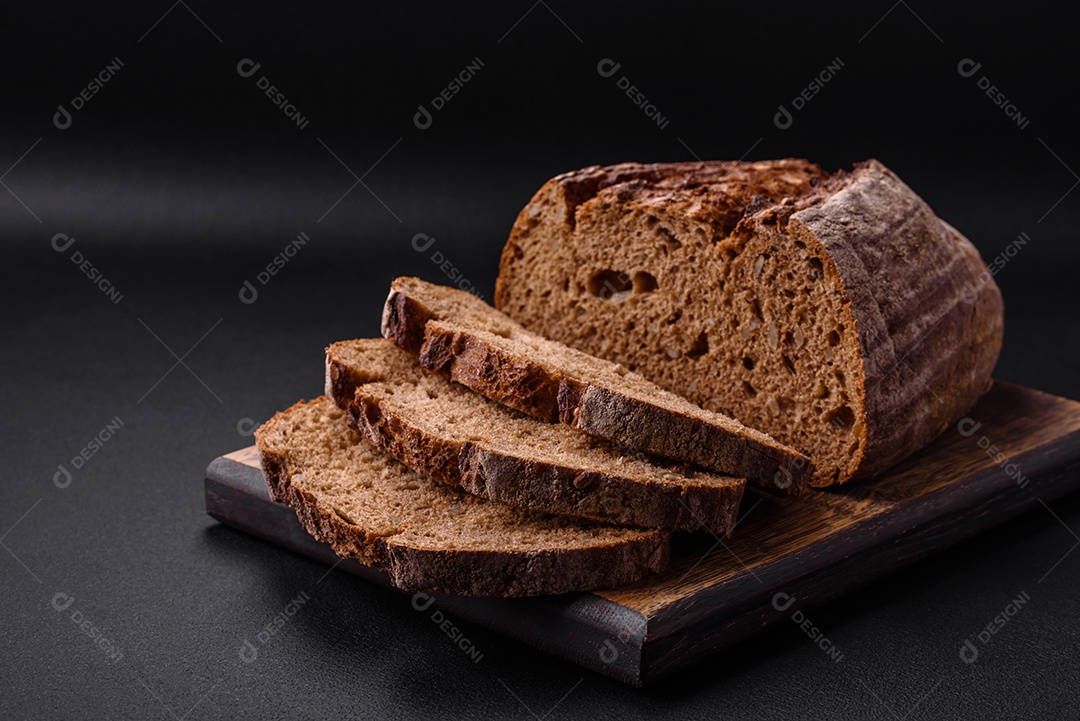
[750,298,764,322]
[687,332,709,360]
[826,405,854,431]
[742,380,757,398]
[587,270,632,300]
[742,357,755,370]
[827,330,841,346]
[656,226,681,250]
[633,271,658,293]
[781,354,796,375]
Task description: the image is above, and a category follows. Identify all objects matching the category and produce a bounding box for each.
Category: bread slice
[495,159,1004,486]
[382,276,812,494]
[255,397,669,596]
[325,339,746,533]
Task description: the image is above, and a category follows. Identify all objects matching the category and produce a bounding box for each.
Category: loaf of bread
[381,276,812,494]
[255,396,669,596]
[326,339,746,533]
[495,159,1004,485]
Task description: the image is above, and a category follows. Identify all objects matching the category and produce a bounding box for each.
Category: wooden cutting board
[204,381,1080,686]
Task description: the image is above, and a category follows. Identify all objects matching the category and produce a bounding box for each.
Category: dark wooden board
[204,381,1080,686]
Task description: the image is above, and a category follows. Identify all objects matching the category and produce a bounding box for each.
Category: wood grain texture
[205,381,1080,686]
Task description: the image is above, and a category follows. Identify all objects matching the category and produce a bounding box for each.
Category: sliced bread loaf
[255,396,669,596]
[495,159,1004,485]
[325,339,746,533]
[382,276,812,494]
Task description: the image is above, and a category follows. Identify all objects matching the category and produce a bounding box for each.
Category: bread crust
[348,392,743,533]
[325,344,745,533]
[785,161,1004,480]
[419,321,562,422]
[381,286,429,355]
[386,279,812,494]
[257,399,670,596]
[495,159,1004,485]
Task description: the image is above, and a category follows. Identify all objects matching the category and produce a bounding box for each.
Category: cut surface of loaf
[325,339,746,533]
[495,159,1004,486]
[255,397,669,596]
[382,276,811,494]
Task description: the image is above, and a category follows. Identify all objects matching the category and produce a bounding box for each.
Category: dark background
[3,1,1079,718]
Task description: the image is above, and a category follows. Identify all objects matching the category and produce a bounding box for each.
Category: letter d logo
[598,639,619,664]
[956,417,982,438]
[51,233,75,253]
[959,273,988,305]
[413,104,433,130]
[959,638,979,664]
[596,58,621,78]
[53,464,73,489]
[774,105,793,130]
[53,104,72,130]
[52,592,75,612]
[239,280,258,304]
[772,592,796,612]
[411,592,435,611]
[957,58,982,78]
[773,465,792,490]
[237,58,261,78]
[239,639,259,663]
[411,233,436,253]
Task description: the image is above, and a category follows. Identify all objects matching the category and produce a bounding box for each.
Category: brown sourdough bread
[495,159,1004,485]
[325,339,745,533]
[382,276,812,494]
[255,397,668,596]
